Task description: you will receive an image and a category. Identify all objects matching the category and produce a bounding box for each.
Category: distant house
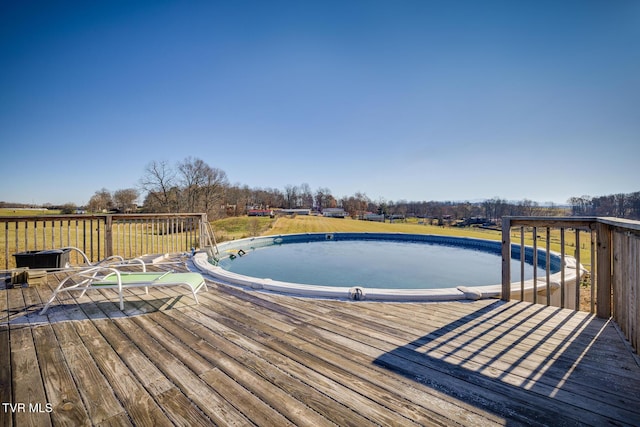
[280,209,311,216]
[457,217,491,226]
[363,213,385,222]
[248,209,273,217]
[322,208,348,218]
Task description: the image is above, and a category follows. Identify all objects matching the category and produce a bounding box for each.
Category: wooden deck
[2,258,640,426]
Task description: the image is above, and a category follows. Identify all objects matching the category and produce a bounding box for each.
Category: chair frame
[63,246,146,269]
[40,266,207,314]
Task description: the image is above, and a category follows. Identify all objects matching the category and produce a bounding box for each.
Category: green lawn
[265,215,503,239]
[211,216,276,241]
[0,208,61,216]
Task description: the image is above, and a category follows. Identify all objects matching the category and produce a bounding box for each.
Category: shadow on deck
[373,300,640,426]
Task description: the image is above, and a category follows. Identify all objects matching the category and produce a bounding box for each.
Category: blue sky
[1,0,639,206]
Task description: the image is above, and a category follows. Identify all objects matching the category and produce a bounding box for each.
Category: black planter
[14,248,71,270]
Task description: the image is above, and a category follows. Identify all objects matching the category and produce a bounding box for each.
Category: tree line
[7,156,637,221]
[568,193,640,219]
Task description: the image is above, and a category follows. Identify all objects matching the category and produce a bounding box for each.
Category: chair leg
[40,277,77,315]
[78,281,93,298]
[40,297,55,315]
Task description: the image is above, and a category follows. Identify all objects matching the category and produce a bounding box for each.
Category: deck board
[113,316,252,426]
[31,324,89,426]
[71,320,173,427]
[159,309,356,427]
[2,260,640,426]
[51,321,129,426]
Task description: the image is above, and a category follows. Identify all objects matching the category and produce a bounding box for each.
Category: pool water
[217,240,546,289]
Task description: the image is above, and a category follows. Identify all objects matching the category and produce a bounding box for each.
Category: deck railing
[502,216,640,354]
[1,213,208,270]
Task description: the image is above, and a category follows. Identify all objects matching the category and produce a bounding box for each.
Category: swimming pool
[217,239,547,289]
[191,232,580,302]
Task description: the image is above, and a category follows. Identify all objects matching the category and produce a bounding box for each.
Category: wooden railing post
[596,222,612,319]
[501,217,512,301]
[105,215,114,259]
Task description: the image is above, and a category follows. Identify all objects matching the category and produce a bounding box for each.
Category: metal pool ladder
[200,218,220,263]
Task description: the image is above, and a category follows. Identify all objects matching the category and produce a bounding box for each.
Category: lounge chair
[63,246,146,269]
[40,267,207,314]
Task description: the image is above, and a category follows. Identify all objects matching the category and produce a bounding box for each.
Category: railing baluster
[162,219,166,253]
[590,229,596,314]
[500,217,511,301]
[575,229,581,310]
[169,218,174,253]
[520,226,525,301]
[532,226,537,305]
[15,222,20,259]
[97,219,101,261]
[152,219,156,254]
[135,219,140,257]
[4,222,8,270]
[560,228,566,308]
[546,227,551,306]
[172,218,176,253]
[117,221,121,257]
[162,218,165,253]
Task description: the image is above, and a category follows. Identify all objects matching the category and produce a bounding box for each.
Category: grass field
[266,215,503,238]
[211,215,506,242]
[210,216,277,241]
[0,208,61,216]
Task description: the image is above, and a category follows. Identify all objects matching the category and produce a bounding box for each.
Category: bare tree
[200,164,228,217]
[257,187,284,209]
[284,185,299,209]
[299,183,314,208]
[315,188,334,212]
[340,192,370,218]
[178,157,208,213]
[176,157,228,216]
[140,160,178,212]
[113,188,139,212]
[87,188,114,212]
